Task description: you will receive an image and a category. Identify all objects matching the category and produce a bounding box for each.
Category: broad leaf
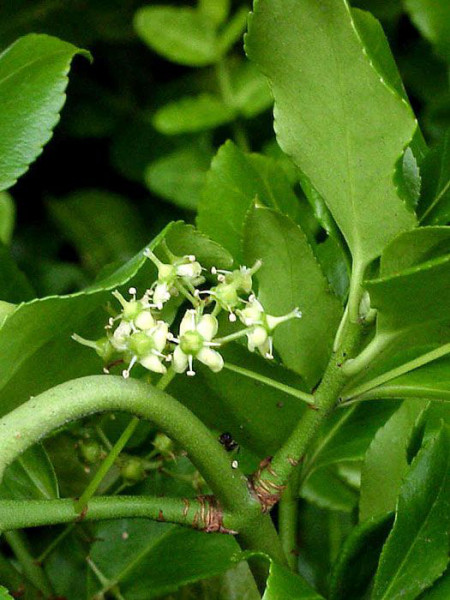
[246,0,417,265]
[0,445,58,500]
[197,141,300,263]
[372,426,450,599]
[329,512,394,600]
[0,192,14,245]
[359,400,427,521]
[48,190,147,275]
[244,207,342,386]
[418,130,450,225]
[145,143,213,211]
[88,519,239,599]
[134,6,219,67]
[152,94,235,135]
[404,0,450,63]
[0,34,89,192]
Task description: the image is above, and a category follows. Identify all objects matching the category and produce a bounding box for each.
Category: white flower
[172,310,223,376]
[121,321,169,378]
[153,282,172,309]
[111,320,133,352]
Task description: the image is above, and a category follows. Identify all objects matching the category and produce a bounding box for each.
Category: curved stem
[0,496,239,533]
[347,259,367,323]
[223,363,314,405]
[342,331,396,377]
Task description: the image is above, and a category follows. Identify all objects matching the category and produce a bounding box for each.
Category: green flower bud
[120,456,146,484]
[79,440,102,464]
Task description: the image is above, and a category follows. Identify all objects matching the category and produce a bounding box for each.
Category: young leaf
[246,0,417,266]
[134,6,218,67]
[359,400,427,521]
[372,425,450,599]
[329,512,394,600]
[0,446,58,500]
[88,519,239,599]
[152,94,236,135]
[418,130,450,225]
[244,206,342,387]
[404,0,450,63]
[197,141,300,263]
[0,34,89,192]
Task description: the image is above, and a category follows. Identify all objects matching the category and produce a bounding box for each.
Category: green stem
[4,531,54,597]
[75,369,176,512]
[342,331,396,377]
[278,471,301,571]
[347,260,367,323]
[252,321,363,502]
[0,496,240,533]
[223,362,315,405]
[343,342,450,401]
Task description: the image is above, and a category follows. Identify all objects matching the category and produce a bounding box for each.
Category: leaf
[0,587,13,600]
[199,0,230,26]
[0,34,89,192]
[47,190,147,275]
[0,244,35,303]
[230,61,272,119]
[366,227,450,348]
[134,6,219,67]
[244,206,342,387]
[301,467,358,513]
[404,0,450,63]
[246,0,417,266]
[418,130,450,225]
[216,7,248,57]
[152,94,236,135]
[329,512,394,600]
[88,519,239,599]
[0,445,58,500]
[0,192,14,245]
[372,425,450,599]
[262,560,324,599]
[197,141,301,263]
[145,143,213,211]
[359,400,427,521]
[418,569,450,599]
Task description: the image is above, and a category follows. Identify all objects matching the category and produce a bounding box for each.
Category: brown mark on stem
[75,504,89,522]
[192,495,237,535]
[182,498,190,518]
[157,509,165,522]
[249,456,286,512]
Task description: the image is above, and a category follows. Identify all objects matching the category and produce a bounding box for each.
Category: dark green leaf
[263,560,324,599]
[418,130,450,225]
[244,207,342,386]
[359,400,427,521]
[329,512,394,600]
[301,467,358,513]
[0,244,35,303]
[152,94,236,135]
[246,0,417,265]
[0,34,89,192]
[134,6,218,67]
[372,426,450,599]
[418,569,450,599]
[404,0,450,63]
[0,445,58,500]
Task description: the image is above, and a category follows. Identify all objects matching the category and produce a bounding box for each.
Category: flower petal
[173,345,188,373]
[179,309,197,336]
[197,314,218,341]
[140,353,167,374]
[197,347,224,373]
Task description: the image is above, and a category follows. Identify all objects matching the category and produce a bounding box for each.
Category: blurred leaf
[0,34,89,192]
[89,519,239,599]
[217,7,248,57]
[404,0,450,63]
[0,243,35,303]
[0,586,13,600]
[145,142,213,211]
[48,189,147,274]
[0,192,14,245]
[244,207,342,387]
[45,531,90,600]
[153,94,235,135]
[0,445,58,500]
[230,61,272,118]
[199,0,230,26]
[301,467,358,513]
[134,6,218,67]
[419,130,450,225]
[329,512,394,600]
[372,426,450,599]
[246,0,417,265]
[197,141,301,264]
[359,400,427,521]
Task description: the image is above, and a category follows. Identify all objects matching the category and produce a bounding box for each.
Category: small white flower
[111,320,133,352]
[153,282,172,309]
[122,321,169,377]
[172,310,223,376]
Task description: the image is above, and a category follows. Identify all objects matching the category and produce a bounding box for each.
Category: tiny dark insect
[218,432,239,452]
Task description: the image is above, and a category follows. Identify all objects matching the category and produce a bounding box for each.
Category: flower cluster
[73,246,302,379]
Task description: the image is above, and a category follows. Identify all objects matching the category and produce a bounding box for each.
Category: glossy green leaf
[329,512,394,600]
[0,34,89,192]
[244,207,342,386]
[0,192,14,245]
[372,426,450,599]
[0,445,58,500]
[359,400,427,521]
[48,190,147,275]
[404,0,450,63]
[134,6,218,67]
[197,141,301,263]
[418,130,450,225]
[153,94,235,135]
[145,143,213,211]
[88,519,239,599]
[246,0,417,265]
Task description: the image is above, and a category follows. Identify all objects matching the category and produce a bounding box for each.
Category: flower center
[180,330,204,355]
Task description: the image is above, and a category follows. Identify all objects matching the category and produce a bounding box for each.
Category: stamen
[229,313,237,322]
[211,266,217,275]
[187,355,195,376]
[103,367,110,374]
[128,287,137,298]
[265,338,274,360]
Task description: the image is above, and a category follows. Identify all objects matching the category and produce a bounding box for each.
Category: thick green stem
[278,471,301,571]
[252,321,363,507]
[0,496,239,534]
